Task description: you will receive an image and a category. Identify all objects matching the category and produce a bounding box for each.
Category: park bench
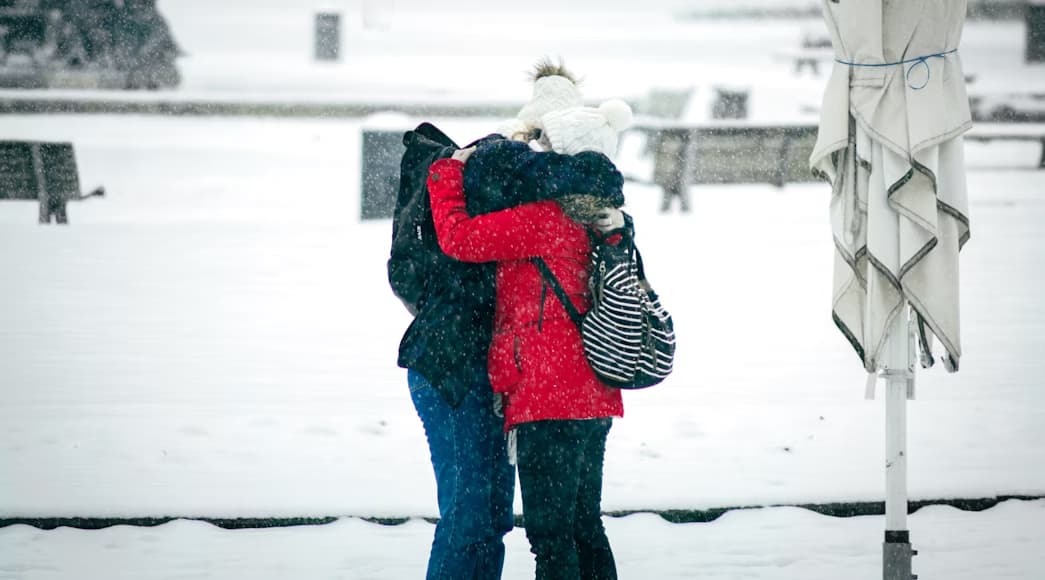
[635,120,821,188]
[636,120,1045,192]
[964,123,1045,168]
[0,140,103,224]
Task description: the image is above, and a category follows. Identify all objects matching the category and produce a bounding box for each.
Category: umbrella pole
[883,307,917,580]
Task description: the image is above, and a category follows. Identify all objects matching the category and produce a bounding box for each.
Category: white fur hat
[516,75,585,125]
[539,99,634,157]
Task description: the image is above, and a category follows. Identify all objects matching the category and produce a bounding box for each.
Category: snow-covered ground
[3,500,1044,580]
[0,113,1043,577]
[1,114,1043,516]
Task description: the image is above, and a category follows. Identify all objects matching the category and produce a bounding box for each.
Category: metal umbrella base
[884,530,917,580]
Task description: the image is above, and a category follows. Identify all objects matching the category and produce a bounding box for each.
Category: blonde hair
[528,57,580,85]
[509,126,543,143]
[557,194,608,224]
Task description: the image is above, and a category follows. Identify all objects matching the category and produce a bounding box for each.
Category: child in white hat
[499,58,584,141]
[484,57,634,226]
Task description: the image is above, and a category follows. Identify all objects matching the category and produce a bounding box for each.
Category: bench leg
[54,202,69,225]
[775,136,791,188]
[1039,138,1045,169]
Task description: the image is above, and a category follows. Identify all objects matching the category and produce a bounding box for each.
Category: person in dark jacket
[428,86,633,579]
[388,64,623,580]
[651,128,692,213]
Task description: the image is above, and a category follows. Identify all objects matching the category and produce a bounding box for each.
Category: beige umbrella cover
[810,0,972,373]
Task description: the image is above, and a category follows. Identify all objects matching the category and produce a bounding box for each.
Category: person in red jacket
[428,98,632,580]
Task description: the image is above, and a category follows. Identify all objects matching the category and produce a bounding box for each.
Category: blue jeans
[409,369,516,580]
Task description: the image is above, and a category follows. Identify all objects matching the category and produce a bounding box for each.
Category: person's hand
[593,208,625,233]
[452,146,476,164]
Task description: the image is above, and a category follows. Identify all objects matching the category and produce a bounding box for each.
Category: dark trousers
[516,418,617,580]
[409,370,516,580]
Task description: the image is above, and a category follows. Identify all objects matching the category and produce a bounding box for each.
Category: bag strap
[531,257,584,329]
[599,226,649,284]
[634,245,648,282]
[615,220,649,284]
[532,214,648,328]
[597,214,647,282]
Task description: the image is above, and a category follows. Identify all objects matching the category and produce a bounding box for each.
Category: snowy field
[1,114,1044,516]
[0,113,1043,578]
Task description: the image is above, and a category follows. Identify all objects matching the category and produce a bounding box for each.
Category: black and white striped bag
[532,227,675,389]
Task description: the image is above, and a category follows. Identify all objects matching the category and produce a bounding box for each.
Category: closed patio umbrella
[809,1,972,578]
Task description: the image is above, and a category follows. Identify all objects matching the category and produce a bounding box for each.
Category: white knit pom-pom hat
[516,75,585,125]
[539,99,634,157]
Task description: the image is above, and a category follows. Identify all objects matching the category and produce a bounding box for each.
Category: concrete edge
[0,97,520,118]
[2,494,1040,531]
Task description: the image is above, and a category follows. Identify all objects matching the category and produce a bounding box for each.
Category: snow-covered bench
[634,120,820,188]
[773,48,834,76]
[965,123,1045,168]
[634,121,1045,193]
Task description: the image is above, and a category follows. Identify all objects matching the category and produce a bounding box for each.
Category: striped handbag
[532,226,675,389]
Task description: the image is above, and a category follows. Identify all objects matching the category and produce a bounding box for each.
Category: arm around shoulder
[428,157,577,262]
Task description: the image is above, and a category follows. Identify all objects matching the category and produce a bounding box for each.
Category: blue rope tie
[835,48,958,90]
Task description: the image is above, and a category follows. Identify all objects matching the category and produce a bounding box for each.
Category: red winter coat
[427,158,624,430]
